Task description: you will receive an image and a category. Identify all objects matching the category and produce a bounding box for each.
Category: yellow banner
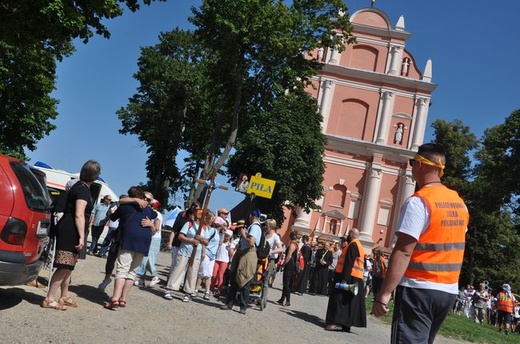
[247,173,276,199]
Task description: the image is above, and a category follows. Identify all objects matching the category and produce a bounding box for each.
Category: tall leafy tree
[117,28,215,207]
[227,90,326,223]
[120,0,355,217]
[187,0,354,205]
[0,0,163,159]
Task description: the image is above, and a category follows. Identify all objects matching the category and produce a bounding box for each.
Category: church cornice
[320,64,437,93]
[352,22,411,41]
[325,135,415,164]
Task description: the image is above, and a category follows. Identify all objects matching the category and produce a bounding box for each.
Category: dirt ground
[0,250,467,344]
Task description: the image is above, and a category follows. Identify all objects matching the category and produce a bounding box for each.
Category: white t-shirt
[266,233,281,259]
[215,243,230,263]
[152,211,163,239]
[396,195,459,295]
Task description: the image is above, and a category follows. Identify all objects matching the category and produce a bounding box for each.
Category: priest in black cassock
[309,242,332,295]
[325,228,367,332]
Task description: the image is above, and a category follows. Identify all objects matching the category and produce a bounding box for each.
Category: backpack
[255,229,271,259]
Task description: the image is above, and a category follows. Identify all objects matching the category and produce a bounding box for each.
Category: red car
[0,154,52,285]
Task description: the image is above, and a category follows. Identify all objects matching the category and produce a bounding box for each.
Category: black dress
[54,181,93,270]
[310,248,332,295]
[325,242,367,329]
[279,242,298,304]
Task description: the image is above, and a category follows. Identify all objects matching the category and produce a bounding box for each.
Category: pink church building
[282,7,437,252]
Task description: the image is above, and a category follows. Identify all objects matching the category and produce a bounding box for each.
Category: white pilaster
[410,97,429,150]
[375,91,394,144]
[387,45,403,76]
[294,206,312,229]
[320,79,335,132]
[359,163,382,243]
[389,171,416,246]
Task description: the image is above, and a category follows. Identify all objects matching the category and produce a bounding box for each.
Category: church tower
[287,8,436,251]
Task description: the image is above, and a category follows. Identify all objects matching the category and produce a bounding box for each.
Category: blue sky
[26,0,520,215]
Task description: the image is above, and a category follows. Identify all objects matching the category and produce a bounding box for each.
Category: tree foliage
[119,0,355,215]
[226,90,326,223]
[432,112,520,292]
[0,0,163,159]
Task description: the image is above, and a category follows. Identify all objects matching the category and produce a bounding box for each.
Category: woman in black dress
[277,230,299,307]
[42,160,100,310]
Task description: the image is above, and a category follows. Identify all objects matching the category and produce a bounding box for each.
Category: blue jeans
[89,225,105,254]
[98,226,117,256]
[136,236,161,277]
[225,271,252,310]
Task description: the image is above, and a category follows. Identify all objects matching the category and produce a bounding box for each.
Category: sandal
[59,297,78,308]
[104,300,119,310]
[118,299,127,307]
[41,299,67,311]
[27,280,45,289]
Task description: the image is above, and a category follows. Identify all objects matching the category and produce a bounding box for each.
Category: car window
[11,162,52,212]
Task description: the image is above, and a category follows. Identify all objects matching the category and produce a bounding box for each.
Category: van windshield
[11,162,52,212]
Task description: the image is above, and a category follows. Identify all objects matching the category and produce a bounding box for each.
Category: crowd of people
[40,143,514,343]
[453,282,520,335]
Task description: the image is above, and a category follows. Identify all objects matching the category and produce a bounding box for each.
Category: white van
[32,161,118,204]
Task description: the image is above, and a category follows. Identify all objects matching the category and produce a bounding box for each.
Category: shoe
[41,299,67,311]
[295,292,303,296]
[239,308,247,314]
[118,299,127,307]
[149,276,160,287]
[203,292,210,300]
[164,293,173,300]
[325,324,342,331]
[182,295,190,302]
[104,300,119,310]
[59,297,78,308]
[220,304,231,310]
[277,299,284,305]
[98,278,112,291]
[190,292,198,298]
[134,278,145,287]
[284,302,291,307]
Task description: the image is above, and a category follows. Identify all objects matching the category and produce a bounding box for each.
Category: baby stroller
[248,258,269,311]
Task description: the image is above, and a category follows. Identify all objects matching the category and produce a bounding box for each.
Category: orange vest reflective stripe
[497,292,515,313]
[335,239,365,279]
[403,185,468,284]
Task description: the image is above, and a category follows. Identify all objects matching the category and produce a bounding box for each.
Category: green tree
[188,0,354,205]
[120,0,355,217]
[227,90,326,223]
[117,28,215,207]
[469,109,520,290]
[0,0,163,159]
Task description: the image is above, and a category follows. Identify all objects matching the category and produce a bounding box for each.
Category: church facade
[282,8,437,251]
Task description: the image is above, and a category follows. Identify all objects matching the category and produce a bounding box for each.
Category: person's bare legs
[60,275,72,299]
[119,279,134,302]
[46,269,70,302]
[111,278,125,301]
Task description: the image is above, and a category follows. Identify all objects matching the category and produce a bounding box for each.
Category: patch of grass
[366,299,519,343]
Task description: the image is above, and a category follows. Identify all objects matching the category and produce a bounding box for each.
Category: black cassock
[310,248,332,295]
[325,242,367,329]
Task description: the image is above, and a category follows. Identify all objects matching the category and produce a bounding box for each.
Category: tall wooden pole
[188,168,228,266]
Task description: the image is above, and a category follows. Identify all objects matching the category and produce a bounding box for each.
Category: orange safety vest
[403,185,468,284]
[372,255,387,278]
[497,292,515,313]
[336,239,365,279]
